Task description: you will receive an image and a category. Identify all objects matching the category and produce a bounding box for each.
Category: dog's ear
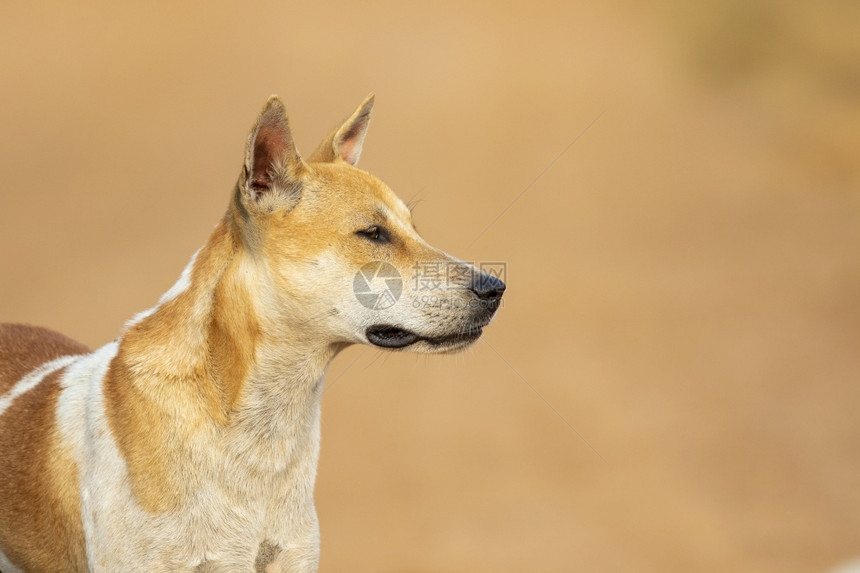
[243,96,305,210]
[308,93,375,165]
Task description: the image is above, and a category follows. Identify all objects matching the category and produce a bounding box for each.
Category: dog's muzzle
[365,271,505,351]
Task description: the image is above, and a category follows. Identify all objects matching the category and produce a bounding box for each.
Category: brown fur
[207,231,262,414]
[254,540,281,573]
[0,327,88,572]
[102,219,244,512]
[0,324,88,394]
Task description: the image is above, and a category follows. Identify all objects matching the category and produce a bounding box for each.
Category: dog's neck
[116,209,339,463]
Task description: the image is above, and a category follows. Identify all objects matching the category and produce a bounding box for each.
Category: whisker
[297,308,338,326]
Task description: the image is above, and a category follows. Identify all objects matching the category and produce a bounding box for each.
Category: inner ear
[308,93,375,165]
[251,123,287,192]
[335,120,367,166]
[245,96,302,200]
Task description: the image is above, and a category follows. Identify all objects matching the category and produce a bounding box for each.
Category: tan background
[1,1,859,571]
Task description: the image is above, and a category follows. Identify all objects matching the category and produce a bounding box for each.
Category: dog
[0,95,505,572]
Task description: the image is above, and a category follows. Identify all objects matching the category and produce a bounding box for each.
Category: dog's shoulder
[0,323,89,394]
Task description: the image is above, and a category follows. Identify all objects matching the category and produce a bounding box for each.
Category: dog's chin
[365,324,483,354]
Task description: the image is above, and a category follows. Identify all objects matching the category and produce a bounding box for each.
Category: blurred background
[1,1,858,571]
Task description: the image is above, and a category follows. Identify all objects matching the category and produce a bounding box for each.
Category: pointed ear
[308,93,375,165]
[243,96,304,207]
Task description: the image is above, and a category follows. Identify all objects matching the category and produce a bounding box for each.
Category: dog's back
[0,323,89,572]
[0,324,88,392]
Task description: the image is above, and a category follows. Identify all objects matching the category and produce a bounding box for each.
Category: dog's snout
[470,273,506,301]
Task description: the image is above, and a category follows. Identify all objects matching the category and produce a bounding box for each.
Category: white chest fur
[49,341,323,572]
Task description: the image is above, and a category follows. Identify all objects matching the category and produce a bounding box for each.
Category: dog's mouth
[365,324,483,350]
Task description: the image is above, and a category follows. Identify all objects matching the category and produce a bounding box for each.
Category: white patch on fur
[0,354,81,417]
[53,341,118,573]
[123,249,199,330]
[55,342,119,474]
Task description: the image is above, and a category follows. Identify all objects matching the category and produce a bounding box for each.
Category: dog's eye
[356,225,388,243]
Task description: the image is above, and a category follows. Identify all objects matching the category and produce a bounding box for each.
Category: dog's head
[230,95,504,354]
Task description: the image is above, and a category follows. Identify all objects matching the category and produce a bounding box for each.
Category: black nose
[471,272,506,301]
